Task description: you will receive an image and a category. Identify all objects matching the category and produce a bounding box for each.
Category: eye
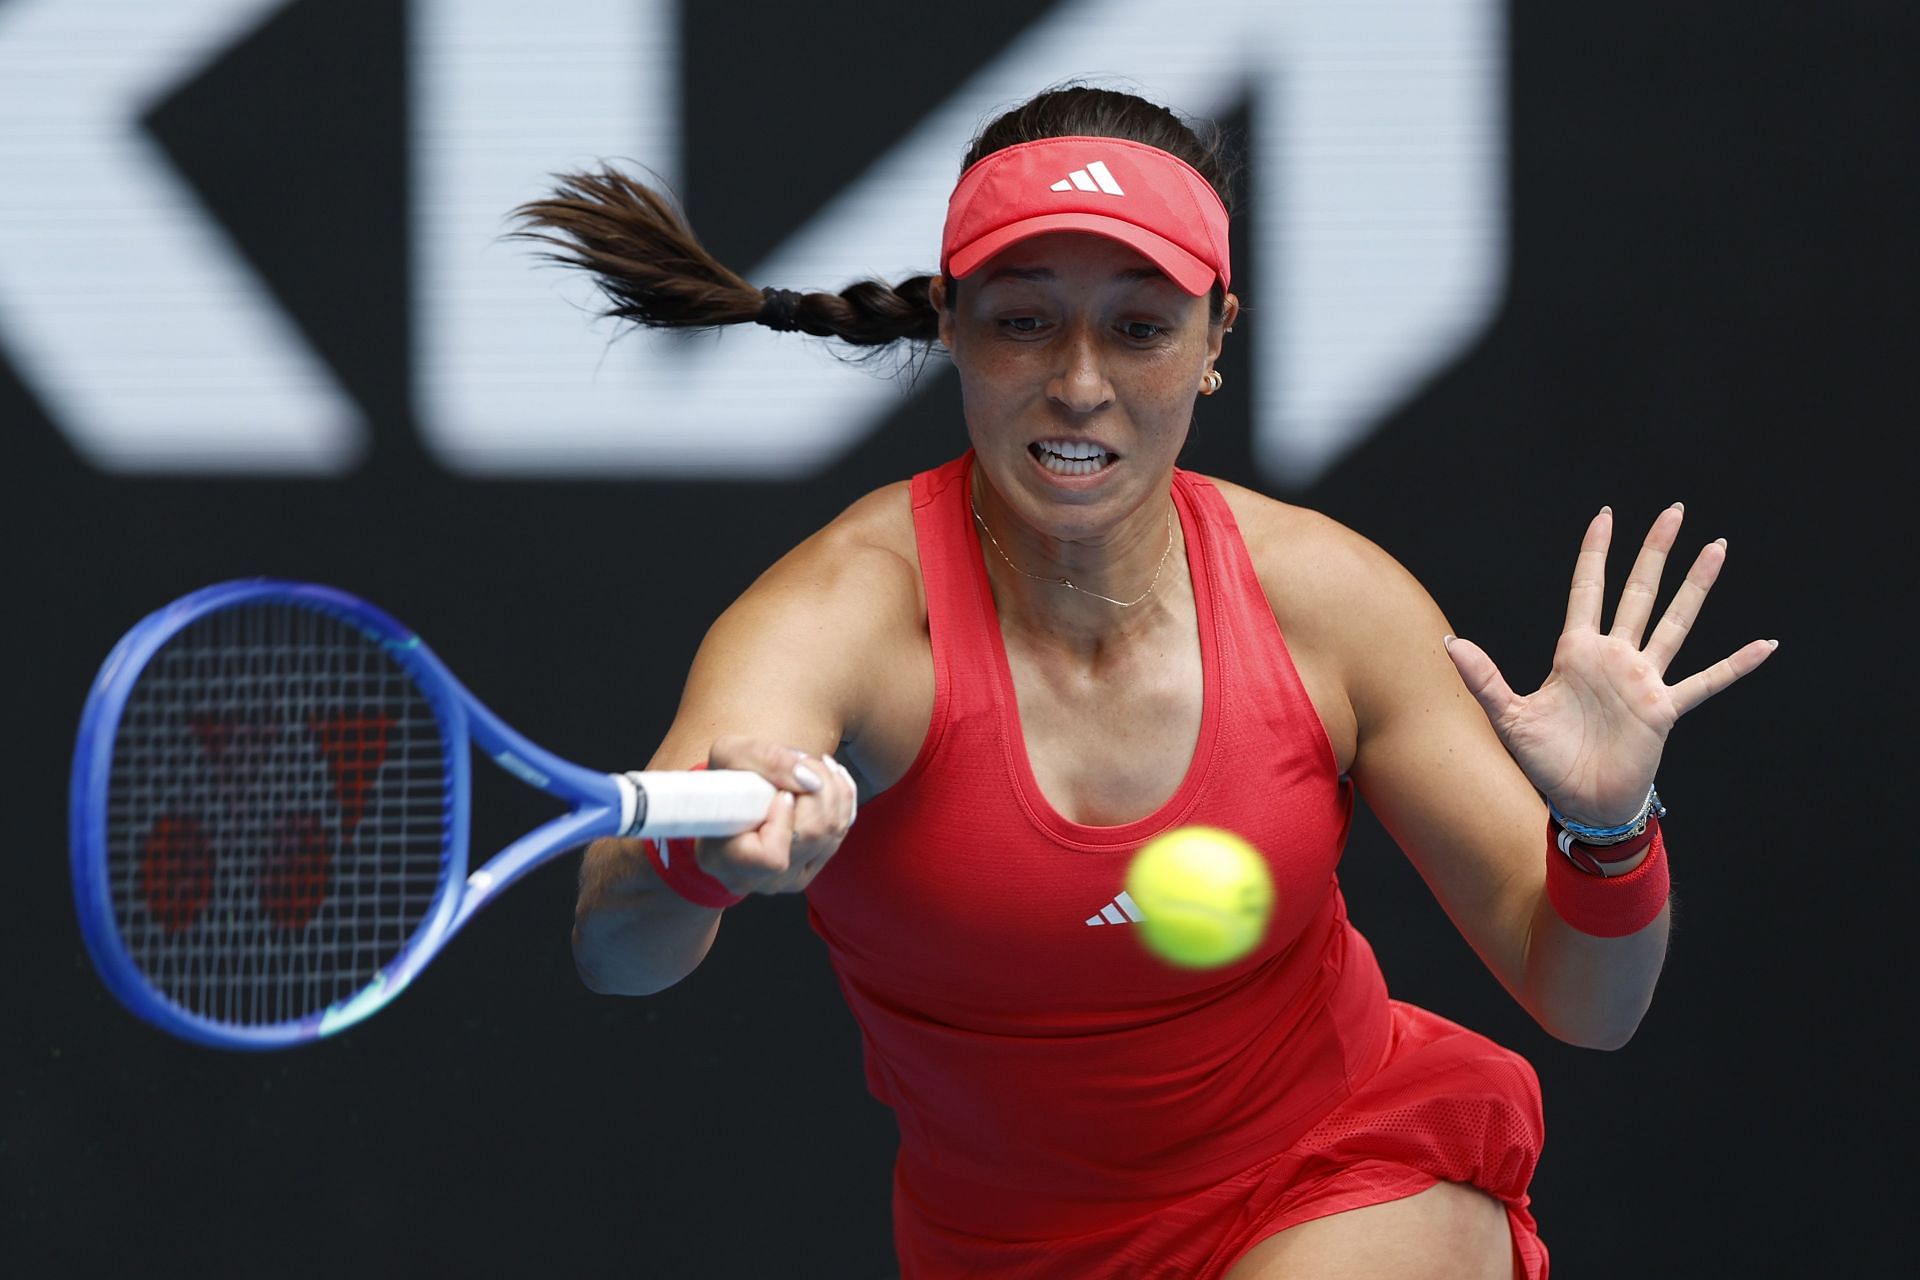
[1121,321,1166,342]
[1000,316,1044,335]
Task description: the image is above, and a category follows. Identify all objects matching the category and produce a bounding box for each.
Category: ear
[930,274,955,350]
[1207,292,1240,362]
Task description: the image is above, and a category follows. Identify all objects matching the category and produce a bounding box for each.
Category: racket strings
[105,603,453,1027]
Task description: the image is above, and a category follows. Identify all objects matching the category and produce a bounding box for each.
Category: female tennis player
[534,86,1774,1279]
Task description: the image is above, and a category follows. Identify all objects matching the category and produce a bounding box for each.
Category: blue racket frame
[70,579,632,1050]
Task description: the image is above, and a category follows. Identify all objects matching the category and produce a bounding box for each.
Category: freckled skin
[924,232,1241,825]
[933,232,1238,586]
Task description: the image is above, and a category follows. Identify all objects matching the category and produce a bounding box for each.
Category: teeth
[1035,439,1107,460]
[1031,440,1113,476]
[1038,454,1104,476]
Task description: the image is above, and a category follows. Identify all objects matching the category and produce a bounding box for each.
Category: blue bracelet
[1549,785,1666,843]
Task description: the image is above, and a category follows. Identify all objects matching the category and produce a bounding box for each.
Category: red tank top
[805,453,1395,1236]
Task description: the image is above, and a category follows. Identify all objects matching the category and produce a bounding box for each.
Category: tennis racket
[69,579,780,1051]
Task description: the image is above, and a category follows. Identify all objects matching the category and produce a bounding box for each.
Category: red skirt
[893,1000,1549,1279]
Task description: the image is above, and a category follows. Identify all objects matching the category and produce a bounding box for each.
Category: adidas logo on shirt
[1085,889,1146,927]
[1050,161,1125,196]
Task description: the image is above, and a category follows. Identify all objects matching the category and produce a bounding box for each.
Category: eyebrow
[980,265,1168,286]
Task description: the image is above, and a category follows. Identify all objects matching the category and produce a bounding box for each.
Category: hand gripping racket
[69,579,778,1050]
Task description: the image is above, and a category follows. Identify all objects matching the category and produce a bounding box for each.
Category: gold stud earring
[1201,369,1224,395]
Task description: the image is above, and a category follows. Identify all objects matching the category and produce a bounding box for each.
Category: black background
[8,2,1914,1275]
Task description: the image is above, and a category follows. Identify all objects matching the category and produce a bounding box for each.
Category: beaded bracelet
[1549,785,1666,847]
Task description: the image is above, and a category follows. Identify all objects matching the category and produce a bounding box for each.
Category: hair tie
[757,287,805,332]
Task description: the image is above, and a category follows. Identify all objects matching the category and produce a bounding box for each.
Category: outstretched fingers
[1668,637,1778,717]
[1562,508,1614,636]
[1609,502,1687,646]
[1444,634,1524,729]
[1642,535,1727,675]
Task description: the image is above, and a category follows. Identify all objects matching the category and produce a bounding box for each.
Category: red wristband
[1545,815,1670,938]
[643,837,745,910]
[640,762,746,910]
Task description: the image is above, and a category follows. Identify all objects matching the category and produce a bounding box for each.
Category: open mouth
[1030,439,1116,477]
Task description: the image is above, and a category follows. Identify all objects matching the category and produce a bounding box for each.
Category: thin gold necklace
[970,493,1175,608]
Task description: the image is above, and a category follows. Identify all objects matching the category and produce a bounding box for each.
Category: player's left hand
[1440,502,1777,828]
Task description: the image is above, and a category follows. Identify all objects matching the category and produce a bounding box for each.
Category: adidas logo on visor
[1050,160,1125,196]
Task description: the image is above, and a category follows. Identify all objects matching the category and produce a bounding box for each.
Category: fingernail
[1767,639,1779,650]
[1599,505,1611,516]
[1670,501,1684,512]
[1714,536,1727,548]
[1443,635,1454,651]
[794,763,824,792]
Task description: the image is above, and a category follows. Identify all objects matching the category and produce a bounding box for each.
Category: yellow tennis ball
[1125,826,1274,969]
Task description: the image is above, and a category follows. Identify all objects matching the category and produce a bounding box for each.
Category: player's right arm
[572,485,926,996]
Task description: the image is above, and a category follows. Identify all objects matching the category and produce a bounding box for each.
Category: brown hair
[506,86,1237,346]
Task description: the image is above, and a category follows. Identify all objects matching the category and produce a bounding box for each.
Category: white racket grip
[617,769,779,839]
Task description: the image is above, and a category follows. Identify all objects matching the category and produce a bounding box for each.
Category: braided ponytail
[508,85,1238,345]
[506,165,939,346]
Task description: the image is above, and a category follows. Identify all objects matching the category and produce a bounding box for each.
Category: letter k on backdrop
[0,0,1504,489]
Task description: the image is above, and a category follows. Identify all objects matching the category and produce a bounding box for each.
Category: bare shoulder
[698,480,931,783]
[1208,476,1374,585]
[813,480,919,575]
[1205,476,1451,763]
[749,480,922,622]
[1206,476,1423,644]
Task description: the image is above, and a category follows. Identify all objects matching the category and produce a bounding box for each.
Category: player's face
[935,232,1234,545]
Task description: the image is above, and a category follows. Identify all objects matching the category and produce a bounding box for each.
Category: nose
[1048,324,1114,415]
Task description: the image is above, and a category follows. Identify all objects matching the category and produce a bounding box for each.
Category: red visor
[940,136,1231,294]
